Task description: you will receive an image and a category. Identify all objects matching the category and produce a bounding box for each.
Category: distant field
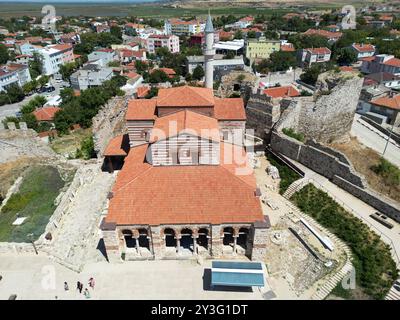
[0,1,370,19]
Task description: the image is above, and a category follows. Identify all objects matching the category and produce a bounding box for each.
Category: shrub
[371,157,400,187]
[291,184,398,299]
[266,152,301,194]
[282,127,305,142]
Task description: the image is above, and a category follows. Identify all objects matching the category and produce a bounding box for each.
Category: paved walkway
[289,158,400,266]
[351,114,400,168]
[0,253,264,300]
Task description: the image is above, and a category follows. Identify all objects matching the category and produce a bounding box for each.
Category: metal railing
[306,178,400,266]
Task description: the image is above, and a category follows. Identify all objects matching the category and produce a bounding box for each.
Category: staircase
[385,282,400,300]
[283,178,309,199]
[285,201,354,300]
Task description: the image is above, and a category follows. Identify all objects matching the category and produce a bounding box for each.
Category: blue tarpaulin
[211,261,265,287]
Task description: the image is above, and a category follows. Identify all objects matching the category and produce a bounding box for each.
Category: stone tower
[204,12,215,89]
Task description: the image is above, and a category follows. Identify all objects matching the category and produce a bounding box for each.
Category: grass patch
[0,165,66,242]
[266,152,301,194]
[291,184,398,300]
[282,128,305,142]
[50,128,92,157]
[371,157,400,188]
[330,282,353,300]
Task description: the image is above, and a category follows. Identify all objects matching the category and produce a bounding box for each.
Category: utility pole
[383,92,398,156]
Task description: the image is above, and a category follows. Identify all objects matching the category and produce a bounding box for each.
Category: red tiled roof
[384,57,400,68]
[264,86,300,99]
[157,86,214,107]
[104,134,128,156]
[52,44,73,51]
[371,94,400,110]
[304,29,342,39]
[136,86,150,98]
[149,109,220,143]
[352,43,375,52]
[281,44,295,52]
[305,47,331,55]
[126,71,140,79]
[105,143,263,225]
[214,98,246,120]
[339,66,354,72]
[126,99,157,120]
[32,107,61,121]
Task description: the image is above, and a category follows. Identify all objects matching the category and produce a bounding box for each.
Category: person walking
[84,288,91,299]
[64,282,69,291]
[89,277,95,290]
[77,281,83,294]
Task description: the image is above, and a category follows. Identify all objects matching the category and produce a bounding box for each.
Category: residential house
[349,43,376,60]
[70,63,114,91]
[363,72,400,89]
[245,37,281,61]
[361,54,400,75]
[298,47,331,68]
[32,106,61,124]
[88,48,119,66]
[303,29,343,43]
[146,34,180,54]
[164,19,205,36]
[0,63,31,92]
[263,85,300,99]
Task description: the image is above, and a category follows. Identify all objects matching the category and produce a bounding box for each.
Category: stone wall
[245,91,280,140]
[92,96,130,157]
[332,176,400,222]
[297,73,363,143]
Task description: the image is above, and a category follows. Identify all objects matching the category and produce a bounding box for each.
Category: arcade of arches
[102,221,270,262]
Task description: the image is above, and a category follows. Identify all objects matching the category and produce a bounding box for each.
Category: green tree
[300,62,334,86]
[59,62,77,82]
[149,69,169,83]
[336,47,357,65]
[0,43,9,64]
[110,25,123,40]
[192,65,205,80]
[5,84,24,103]
[234,30,243,40]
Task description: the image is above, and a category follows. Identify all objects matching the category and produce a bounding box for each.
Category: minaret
[204,11,215,89]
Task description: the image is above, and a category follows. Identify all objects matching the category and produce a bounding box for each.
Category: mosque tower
[203,12,215,89]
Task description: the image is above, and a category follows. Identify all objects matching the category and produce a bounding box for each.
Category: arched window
[122,229,136,248]
[164,228,176,247]
[223,227,234,246]
[237,227,249,250]
[198,228,209,249]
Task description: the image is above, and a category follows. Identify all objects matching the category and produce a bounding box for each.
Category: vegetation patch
[291,184,398,300]
[266,152,301,194]
[371,157,400,188]
[282,128,305,142]
[0,165,67,242]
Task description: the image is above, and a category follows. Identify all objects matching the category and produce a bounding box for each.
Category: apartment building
[245,37,281,61]
[146,34,180,54]
[164,19,205,36]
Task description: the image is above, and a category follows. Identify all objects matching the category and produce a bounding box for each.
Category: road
[351,114,400,168]
[0,81,63,123]
[257,68,303,88]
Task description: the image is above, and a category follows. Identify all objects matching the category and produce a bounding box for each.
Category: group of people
[63,277,95,299]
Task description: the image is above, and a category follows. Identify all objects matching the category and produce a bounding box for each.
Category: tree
[234,30,243,40]
[5,84,24,103]
[267,51,297,72]
[247,31,257,39]
[300,62,334,86]
[110,25,123,40]
[0,43,9,64]
[288,34,329,50]
[29,52,43,79]
[149,70,169,83]
[336,47,357,65]
[192,65,205,80]
[59,62,77,82]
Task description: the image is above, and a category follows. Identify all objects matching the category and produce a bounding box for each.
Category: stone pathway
[43,163,116,271]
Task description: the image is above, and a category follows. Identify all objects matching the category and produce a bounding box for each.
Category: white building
[164,19,205,36]
[36,44,75,76]
[0,63,31,92]
[70,63,113,91]
[187,54,244,79]
[88,48,119,66]
[350,43,376,60]
[146,34,180,54]
[298,47,331,68]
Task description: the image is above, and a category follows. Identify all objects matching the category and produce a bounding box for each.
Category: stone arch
[163,228,176,248]
[180,228,194,252]
[121,229,136,248]
[237,227,250,250]
[197,227,209,250]
[138,228,150,249]
[222,227,234,246]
